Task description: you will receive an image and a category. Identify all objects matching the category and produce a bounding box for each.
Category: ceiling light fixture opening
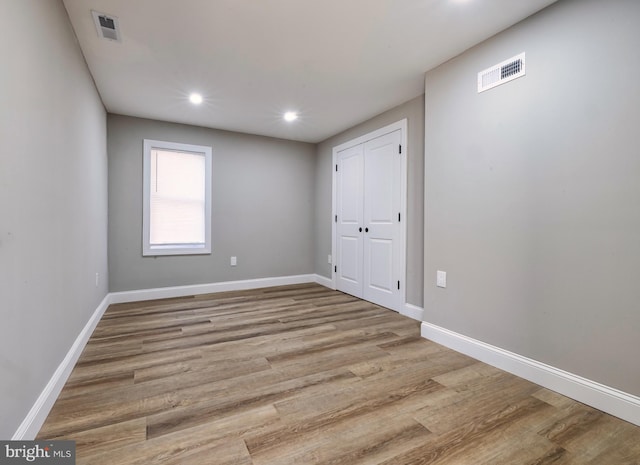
[284,111,298,122]
[189,93,203,105]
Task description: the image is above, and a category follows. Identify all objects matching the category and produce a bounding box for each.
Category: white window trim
[142,139,212,256]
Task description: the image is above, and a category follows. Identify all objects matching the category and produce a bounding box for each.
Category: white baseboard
[421,322,640,427]
[12,294,112,440]
[314,273,422,321]
[14,274,325,439]
[401,303,423,321]
[109,274,318,304]
[314,274,333,289]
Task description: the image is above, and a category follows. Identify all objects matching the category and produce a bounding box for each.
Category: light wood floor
[38,284,640,464]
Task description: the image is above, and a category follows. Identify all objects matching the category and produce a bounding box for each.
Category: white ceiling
[63,0,558,143]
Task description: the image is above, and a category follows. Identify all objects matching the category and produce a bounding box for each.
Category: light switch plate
[437,270,447,288]
[230,256,237,266]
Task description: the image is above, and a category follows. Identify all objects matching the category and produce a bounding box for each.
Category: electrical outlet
[327,254,332,264]
[230,256,237,266]
[437,270,447,288]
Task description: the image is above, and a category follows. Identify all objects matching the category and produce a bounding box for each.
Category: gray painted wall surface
[108,115,316,292]
[424,0,640,395]
[315,96,425,307]
[0,0,108,437]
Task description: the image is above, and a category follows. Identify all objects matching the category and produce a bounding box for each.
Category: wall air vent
[91,11,121,42]
[477,53,525,93]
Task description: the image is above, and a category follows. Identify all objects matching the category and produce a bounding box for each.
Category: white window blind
[143,140,212,256]
[150,149,205,246]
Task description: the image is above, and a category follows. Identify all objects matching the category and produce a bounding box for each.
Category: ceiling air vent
[91,11,121,42]
[477,53,525,93]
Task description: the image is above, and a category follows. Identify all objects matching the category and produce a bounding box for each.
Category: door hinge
[397,280,400,290]
[335,164,338,172]
[399,144,402,154]
[398,212,401,222]
[334,265,337,273]
[335,214,337,223]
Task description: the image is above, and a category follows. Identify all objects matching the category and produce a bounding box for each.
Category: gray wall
[424,0,640,396]
[0,0,108,438]
[108,115,316,292]
[315,96,425,307]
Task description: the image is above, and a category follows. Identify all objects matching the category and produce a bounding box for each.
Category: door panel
[366,144,394,224]
[339,236,360,284]
[336,144,364,298]
[367,238,393,292]
[339,152,362,224]
[363,130,401,309]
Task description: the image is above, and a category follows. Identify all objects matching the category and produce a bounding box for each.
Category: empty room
[1,0,639,463]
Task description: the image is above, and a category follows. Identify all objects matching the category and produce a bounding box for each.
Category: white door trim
[331,119,408,312]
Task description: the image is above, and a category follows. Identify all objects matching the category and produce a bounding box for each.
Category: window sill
[143,244,211,257]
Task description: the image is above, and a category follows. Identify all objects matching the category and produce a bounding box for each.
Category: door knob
[359,227,362,232]
[365,227,369,233]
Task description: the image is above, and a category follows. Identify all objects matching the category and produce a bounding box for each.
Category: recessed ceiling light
[189,93,203,105]
[284,111,298,122]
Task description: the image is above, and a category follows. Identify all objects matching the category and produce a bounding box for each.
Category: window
[142,139,212,256]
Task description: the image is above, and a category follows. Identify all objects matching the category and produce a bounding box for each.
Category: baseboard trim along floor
[109,274,322,304]
[12,294,111,440]
[421,321,640,427]
[17,276,636,440]
[403,303,424,321]
[33,285,640,463]
[13,274,371,439]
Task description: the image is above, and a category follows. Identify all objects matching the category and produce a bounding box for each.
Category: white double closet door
[335,129,402,310]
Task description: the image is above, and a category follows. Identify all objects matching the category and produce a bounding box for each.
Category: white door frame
[331,119,408,312]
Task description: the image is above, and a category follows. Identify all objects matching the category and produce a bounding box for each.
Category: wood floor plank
[36,284,640,465]
[245,377,444,458]
[379,396,550,465]
[249,410,432,465]
[53,418,147,457]
[145,368,358,440]
[76,405,279,465]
